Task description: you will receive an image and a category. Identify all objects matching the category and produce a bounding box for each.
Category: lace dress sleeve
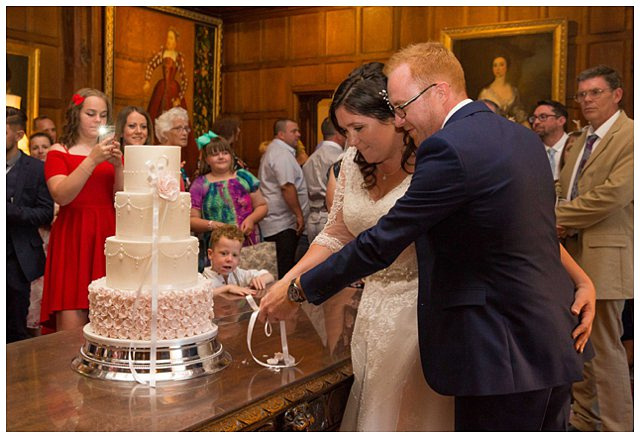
[312,147,357,253]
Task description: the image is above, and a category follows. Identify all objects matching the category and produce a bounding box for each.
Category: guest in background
[302,117,346,243]
[212,116,248,170]
[529,100,569,181]
[203,224,274,296]
[556,65,633,432]
[6,107,54,342]
[296,140,309,166]
[33,115,58,143]
[155,106,190,189]
[114,105,153,146]
[28,132,53,161]
[258,119,309,277]
[190,132,267,271]
[40,88,123,333]
[27,130,55,336]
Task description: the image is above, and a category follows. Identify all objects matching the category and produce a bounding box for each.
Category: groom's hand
[259,278,299,323]
[570,282,596,353]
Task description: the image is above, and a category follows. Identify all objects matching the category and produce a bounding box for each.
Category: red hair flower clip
[72,94,85,106]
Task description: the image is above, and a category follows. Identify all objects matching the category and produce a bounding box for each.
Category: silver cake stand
[71,324,231,383]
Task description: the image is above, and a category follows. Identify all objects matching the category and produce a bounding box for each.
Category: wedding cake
[87,145,215,341]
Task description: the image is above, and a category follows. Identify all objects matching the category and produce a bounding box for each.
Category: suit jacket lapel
[12,151,28,204]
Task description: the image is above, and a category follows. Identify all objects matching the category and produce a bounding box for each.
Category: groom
[260,42,594,431]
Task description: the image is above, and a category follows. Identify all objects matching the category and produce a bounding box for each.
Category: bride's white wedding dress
[314,147,454,431]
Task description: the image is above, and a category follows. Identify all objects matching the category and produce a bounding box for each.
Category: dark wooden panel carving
[262,17,288,61]
[589,7,626,34]
[291,13,322,59]
[326,9,357,56]
[361,6,394,53]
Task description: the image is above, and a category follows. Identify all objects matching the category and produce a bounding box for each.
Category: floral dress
[190,169,261,270]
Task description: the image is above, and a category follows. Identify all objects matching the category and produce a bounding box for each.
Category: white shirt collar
[546,132,569,153]
[319,140,343,151]
[588,110,620,139]
[442,99,474,128]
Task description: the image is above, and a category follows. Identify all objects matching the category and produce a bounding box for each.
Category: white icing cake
[88,145,215,340]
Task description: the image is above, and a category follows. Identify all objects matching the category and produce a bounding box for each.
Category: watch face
[288,281,302,302]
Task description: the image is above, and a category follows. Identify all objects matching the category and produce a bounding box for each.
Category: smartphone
[97,125,115,143]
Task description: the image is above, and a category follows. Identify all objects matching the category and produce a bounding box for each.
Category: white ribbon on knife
[245,295,299,368]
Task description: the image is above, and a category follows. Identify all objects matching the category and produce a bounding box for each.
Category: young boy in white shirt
[203,224,274,295]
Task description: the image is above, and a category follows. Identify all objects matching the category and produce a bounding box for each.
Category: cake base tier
[71,324,231,383]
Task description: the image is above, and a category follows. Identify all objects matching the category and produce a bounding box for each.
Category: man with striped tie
[556,65,633,432]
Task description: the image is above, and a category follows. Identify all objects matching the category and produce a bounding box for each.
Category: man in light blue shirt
[258,119,309,277]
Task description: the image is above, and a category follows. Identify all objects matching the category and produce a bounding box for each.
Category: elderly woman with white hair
[154,106,190,189]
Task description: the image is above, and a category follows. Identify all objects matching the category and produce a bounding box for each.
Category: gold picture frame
[7,41,41,136]
[442,19,567,122]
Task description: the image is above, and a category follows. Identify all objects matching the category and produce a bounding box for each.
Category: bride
[262,62,455,431]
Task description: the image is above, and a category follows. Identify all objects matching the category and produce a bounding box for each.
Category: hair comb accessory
[196,130,219,150]
[72,94,85,106]
[379,89,395,114]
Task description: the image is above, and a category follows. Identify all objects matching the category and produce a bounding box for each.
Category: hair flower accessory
[196,130,219,150]
[378,89,394,114]
[72,94,85,106]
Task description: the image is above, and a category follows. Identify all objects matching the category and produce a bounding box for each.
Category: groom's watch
[287,277,306,303]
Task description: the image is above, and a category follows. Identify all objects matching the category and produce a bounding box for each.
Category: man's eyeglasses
[381,83,438,118]
[573,88,611,103]
[170,125,191,133]
[527,114,560,124]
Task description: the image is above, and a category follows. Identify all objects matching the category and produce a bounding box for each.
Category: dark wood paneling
[326,9,357,56]
[261,67,289,112]
[361,6,394,54]
[237,20,262,64]
[262,17,288,61]
[399,7,432,48]
[291,13,322,59]
[589,7,626,34]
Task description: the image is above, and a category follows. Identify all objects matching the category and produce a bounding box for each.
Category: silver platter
[71,324,231,383]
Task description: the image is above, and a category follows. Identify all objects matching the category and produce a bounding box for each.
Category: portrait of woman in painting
[143,26,189,137]
[477,55,528,125]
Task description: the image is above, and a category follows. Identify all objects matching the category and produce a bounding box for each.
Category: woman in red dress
[40,88,123,332]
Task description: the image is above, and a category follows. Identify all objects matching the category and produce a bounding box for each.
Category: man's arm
[260,136,467,321]
[281,183,305,235]
[7,164,54,227]
[556,137,633,229]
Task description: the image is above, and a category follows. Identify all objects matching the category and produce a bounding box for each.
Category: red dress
[40,148,116,330]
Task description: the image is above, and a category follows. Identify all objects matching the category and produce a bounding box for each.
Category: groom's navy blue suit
[301,101,591,429]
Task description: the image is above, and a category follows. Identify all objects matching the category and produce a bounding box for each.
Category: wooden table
[6,290,360,431]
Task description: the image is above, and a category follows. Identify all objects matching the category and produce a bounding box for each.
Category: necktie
[547,148,556,179]
[570,134,598,200]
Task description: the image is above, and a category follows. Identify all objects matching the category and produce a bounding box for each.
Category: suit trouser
[264,228,299,280]
[455,384,572,431]
[571,299,633,431]
[6,255,31,343]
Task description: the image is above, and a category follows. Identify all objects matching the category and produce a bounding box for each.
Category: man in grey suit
[556,65,633,431]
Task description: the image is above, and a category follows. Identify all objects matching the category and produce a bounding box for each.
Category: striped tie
[570,134,598,200]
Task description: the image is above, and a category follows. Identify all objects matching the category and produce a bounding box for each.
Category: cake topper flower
[146,156,179,202]
[72,93,85,106]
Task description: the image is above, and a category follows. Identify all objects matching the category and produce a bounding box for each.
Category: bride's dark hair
[329,62,416,189]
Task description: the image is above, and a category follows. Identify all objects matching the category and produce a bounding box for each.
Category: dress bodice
[314,147,418,287]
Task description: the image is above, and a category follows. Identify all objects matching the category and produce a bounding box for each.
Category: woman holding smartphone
[40,88,123,333]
